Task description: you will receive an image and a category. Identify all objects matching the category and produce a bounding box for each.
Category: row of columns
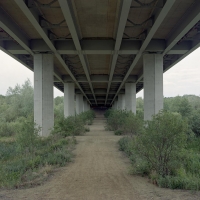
[112,54,163,122]
[34,54,90,137]
[34,53,163,136]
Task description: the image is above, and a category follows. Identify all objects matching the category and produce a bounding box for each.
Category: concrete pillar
[118,94,123,110]
[125,83,136,113]
[34,54,54,137]
[76,94,83,114]
[115,100,118,109]
[143,54,163,121]
[83,99,88,112]
[87,102,90,110]
[64,83,75,117]
[121,94,125,110]
[112,102,115,109]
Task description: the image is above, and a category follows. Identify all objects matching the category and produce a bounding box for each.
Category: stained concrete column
[87,102,90,110]
[76,94,83,114]
[121,94,125,110]
[143,54,163,121]
[83,98,88,112]
[64,83,75,117]
[34,54,54,137]
[118,94,123,110]
[112,102,115,109]
[125,83,136,113]
[115,100,118,109]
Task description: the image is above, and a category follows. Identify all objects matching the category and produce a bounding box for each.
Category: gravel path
[0,109,200,200]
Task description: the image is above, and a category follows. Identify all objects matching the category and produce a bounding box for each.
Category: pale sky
[0,48,200,98]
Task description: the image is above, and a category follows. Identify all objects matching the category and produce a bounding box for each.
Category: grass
[0,110,95,189]
[0,136,76,189]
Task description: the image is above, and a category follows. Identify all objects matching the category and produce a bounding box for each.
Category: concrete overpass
[0,0,200,136]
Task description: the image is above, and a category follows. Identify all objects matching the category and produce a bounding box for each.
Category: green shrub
[114,130,123,135]
[104,109,112,118]
[0,121,16,137]
[53,115,84,137]
[135,111,187,177]
[16,116,40,158]
[106,109,130,131]
[79,110,95,125]
[117,111,200,190]
[122,113,143,136]
[106,109,143,136]
[0,141,17,161]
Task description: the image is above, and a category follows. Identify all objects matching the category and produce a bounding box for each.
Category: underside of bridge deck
[0,0,200,135]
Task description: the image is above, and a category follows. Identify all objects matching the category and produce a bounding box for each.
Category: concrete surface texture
[34,54,54,137]
[64,82,75,117]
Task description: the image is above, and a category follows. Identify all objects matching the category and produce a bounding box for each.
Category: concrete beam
[75,89,125,95]
[105,0,132,105]
[14,0,90,104]
[111,0,176,105]
[163,1,200,55]
[58,0,97,104]
[0,7,32,55]
[63,75,137,83]
[5,39,191,55]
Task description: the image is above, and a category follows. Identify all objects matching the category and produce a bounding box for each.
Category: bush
[122,113,143,136]
[16,116,40,158]
[79,110,95,125]
[106,109,130,131]
[106,109,143,136]
[53,115,84,137]
[135,111,187,177]
[53,110,95,137]
[118,111,200,190]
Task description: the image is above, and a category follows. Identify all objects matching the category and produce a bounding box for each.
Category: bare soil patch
[0,110,200,199]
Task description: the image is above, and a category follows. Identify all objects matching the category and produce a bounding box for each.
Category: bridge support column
[143,54,163,121]
[76,94,83,114]
[112,101,115,109]
[115,100,118,109]
[86,102,90,111]
[64,83,75,117]
[125,83,136,113]
[34,54,54,137]
[118,94,125,110]
[83,98,88,112]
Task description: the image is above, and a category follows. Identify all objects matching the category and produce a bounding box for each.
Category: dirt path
[1,110,200,200]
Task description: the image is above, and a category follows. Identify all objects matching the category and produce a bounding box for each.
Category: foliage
[105,109,130,131]
[16,115,40,158]
[105,109,143,136]
[78,110,95,125]
[54,96,64,120]
[190,109,200,136]
[0,135,75,188]
[52,110,95,137]
[135,111,187,177]
[118,111,200,190]
[0,80,33,136]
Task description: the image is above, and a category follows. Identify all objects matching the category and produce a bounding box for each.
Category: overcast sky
[0,48,200,98]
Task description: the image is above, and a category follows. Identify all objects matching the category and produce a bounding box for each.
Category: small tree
[16,116,40,159]
[122,113,143,136]
[135,111,187,177]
